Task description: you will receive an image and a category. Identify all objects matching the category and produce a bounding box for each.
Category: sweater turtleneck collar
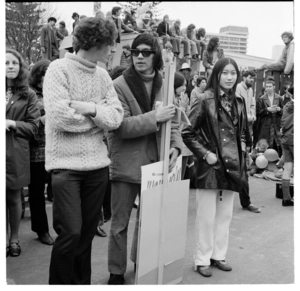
[135,69,155,82]
[65,52,97,72]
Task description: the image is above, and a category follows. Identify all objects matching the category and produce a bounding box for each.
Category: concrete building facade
[206,26,249,54]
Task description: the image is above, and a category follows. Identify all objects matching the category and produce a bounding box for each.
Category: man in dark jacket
[280,86,294,206]
[157,14,181,56]
[40,17,59,61]
[107,33,183,285]
[256,76,283,154]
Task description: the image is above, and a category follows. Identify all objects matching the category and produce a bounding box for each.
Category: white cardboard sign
[141,155,182,193]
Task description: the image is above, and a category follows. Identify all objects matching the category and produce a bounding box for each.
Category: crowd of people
[6,6,294,286]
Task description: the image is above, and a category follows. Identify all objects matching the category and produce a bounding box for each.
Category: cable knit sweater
[43,53,124,171]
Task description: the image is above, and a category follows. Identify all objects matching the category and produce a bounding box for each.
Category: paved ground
[6,171,294,285]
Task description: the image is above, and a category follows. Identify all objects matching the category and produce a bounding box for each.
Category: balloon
[264,149,279,162]
[256,155,268,169]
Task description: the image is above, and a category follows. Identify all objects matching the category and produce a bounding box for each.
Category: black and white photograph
[4,0,296,287]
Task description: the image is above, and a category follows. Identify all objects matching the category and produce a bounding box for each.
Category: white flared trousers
[194,189,235,266]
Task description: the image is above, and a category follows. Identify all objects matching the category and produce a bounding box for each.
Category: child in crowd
[120,44,131,67]
[249,139,269,176]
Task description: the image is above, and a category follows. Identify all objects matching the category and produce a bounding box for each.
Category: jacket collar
[262,93,280,107]
[122,65,163,112]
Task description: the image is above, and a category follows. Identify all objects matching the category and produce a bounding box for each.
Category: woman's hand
[169,147,179,172]
[70,101,96,117]
[206,152,217,165]
[6,119,16,131]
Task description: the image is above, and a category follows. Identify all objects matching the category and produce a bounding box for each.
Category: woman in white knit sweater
[43,17,124,285]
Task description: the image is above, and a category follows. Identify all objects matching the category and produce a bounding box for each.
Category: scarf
[122,65,163,112]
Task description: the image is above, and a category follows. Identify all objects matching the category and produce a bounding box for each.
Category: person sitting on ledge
[256,31,294,75]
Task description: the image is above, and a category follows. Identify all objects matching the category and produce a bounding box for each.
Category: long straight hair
[205,57,240,110]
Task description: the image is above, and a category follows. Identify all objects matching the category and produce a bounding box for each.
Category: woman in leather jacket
[182,57,250,277]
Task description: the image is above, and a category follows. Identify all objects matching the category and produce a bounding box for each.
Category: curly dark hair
[281,31,294,41]
[73,17,117,51]
[29,59,51,91]
[207,37,219,53]
[131,33,163,71]
[6,48,29,96]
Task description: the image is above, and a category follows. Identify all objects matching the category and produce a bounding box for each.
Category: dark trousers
[28,162,49,233]
[49,167,108,285]
[103,179,111,220]
[239,152,251,208]
[108,181,140,275]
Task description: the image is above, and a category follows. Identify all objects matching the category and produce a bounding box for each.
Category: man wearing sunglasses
[107,33,183,285]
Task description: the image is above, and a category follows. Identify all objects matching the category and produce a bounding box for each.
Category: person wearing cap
[72,12,80,32]
[138,13,152,33]
[170,19,192,59]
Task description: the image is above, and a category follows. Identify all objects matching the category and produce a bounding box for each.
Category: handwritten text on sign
[141,156,182,192]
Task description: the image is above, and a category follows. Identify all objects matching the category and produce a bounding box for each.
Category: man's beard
[245,81,252,88]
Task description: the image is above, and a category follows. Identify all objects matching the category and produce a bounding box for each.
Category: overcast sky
[53,1,294,59]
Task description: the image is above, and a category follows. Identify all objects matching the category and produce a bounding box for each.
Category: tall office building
[206,26,249,54]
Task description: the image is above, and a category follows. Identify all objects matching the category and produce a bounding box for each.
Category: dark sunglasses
[130,49,154,58]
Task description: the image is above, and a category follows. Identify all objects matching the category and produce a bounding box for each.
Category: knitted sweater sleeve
[89,71,124,130]
[43,62,96,132]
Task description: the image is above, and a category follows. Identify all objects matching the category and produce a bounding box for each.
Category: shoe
[195,265,212,277]
[210,259,232,271]
[6,245,9,257]
[96,226,107,237]
[9,241,21,257]
[243,204,261,213]
[38,232,54,245]
[108,273,125,285]
[282,199,294,206]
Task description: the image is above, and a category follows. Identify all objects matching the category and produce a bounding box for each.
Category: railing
[254,70,294,99]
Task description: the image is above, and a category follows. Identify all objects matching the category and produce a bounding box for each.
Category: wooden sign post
[135,59,190,284]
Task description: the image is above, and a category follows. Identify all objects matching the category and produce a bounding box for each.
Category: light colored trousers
[194,189,235,266]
